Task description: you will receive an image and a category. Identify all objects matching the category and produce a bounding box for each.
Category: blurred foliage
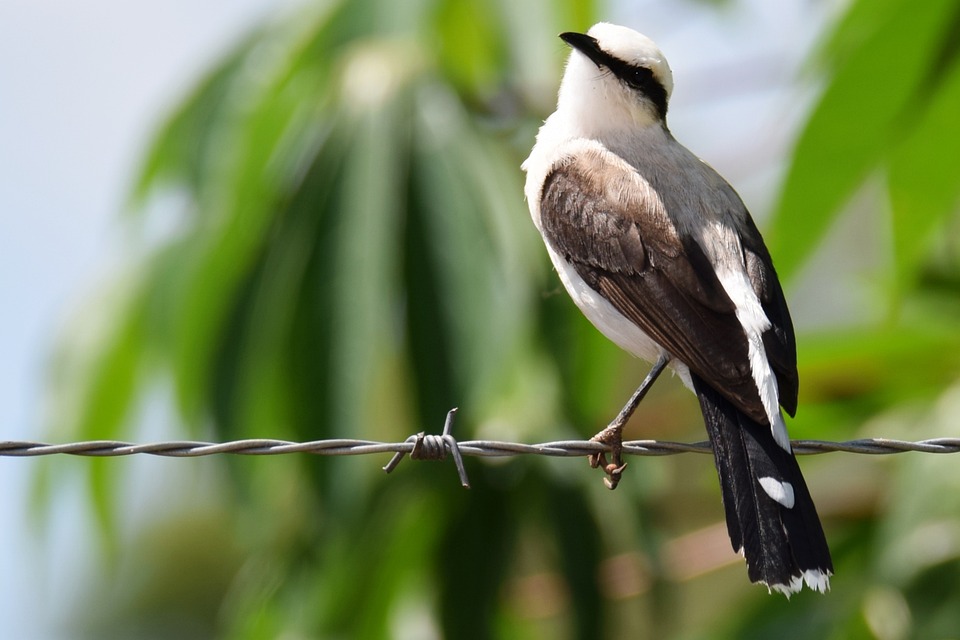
[769,0,960,293]
[40,0,960,638]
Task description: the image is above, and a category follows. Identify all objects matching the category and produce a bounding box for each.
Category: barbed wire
[3,434,958,458]
[3,408,958,489]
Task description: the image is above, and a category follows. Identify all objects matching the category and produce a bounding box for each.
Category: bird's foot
[588,424,626,490]
[585,355,671,490]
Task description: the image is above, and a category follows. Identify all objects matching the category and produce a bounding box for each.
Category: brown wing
[538,151,779,424]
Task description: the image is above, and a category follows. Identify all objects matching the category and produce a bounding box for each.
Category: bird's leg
[589,354,671,489]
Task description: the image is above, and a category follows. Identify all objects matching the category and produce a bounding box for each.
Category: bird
[521,22,832,595]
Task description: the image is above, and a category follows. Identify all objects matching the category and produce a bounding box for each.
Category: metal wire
[4,405,958,492]
[4,410,958,490]
[3,433,958,458]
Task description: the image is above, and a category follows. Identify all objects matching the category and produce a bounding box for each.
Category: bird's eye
[626,67,649,89]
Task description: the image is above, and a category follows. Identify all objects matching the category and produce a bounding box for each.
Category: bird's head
[557,23,673,131]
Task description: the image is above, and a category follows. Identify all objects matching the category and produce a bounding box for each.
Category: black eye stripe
[560,32,669,120]
[621,65,653,88]
[603,55,668,120]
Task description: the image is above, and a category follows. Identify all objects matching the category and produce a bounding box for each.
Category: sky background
[0,0,834,636]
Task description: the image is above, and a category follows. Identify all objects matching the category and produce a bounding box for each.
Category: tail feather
[692,374,833,594]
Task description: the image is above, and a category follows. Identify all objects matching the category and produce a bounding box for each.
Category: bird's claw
[589,427,626,490]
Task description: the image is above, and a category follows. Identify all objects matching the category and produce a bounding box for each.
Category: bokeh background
[3,0,960,637]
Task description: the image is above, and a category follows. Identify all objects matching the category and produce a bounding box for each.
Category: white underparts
[758,477,795,509]
[545,245,666,365]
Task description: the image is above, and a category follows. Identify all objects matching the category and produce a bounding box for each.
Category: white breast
[544,244,694,390]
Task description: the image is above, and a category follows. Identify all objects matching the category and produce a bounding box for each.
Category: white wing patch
[758,477,795,509]
[706,223,792,452]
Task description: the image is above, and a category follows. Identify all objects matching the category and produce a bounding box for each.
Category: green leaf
[66,282,147,534]
[433,0,504,96]
[816,0,902,67]
[888,44,960,292]
[798,320,960,418]
[127,40,252,206]
[409,84,538,410]
[768,0,956,281]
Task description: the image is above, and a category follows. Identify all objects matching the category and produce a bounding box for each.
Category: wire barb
[2,429,960,466]
[382,408,470,488]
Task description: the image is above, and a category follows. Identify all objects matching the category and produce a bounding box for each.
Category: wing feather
[741,216,798,416]
[538,149,794,423]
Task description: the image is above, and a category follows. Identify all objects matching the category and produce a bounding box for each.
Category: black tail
[692,374,833,595]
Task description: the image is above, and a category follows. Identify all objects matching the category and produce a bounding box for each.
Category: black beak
[559,32,608,69]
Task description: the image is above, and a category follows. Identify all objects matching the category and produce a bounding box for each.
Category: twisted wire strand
[7,405,955,491]
[2,436,958,458]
